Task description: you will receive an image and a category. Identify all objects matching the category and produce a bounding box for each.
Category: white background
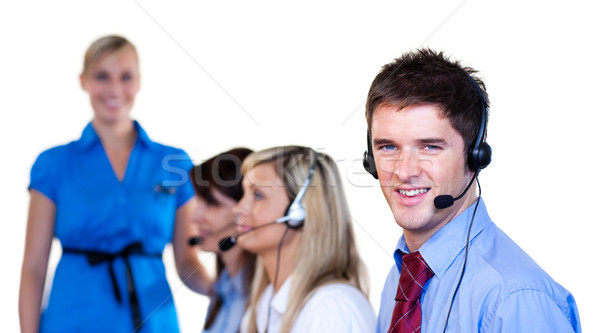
[1,1,598,332]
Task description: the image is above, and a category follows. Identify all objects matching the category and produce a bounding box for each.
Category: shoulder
[31,141,78,171]
[145,139,190,159]
[29,142,81,201]
[147,140,192,165]
[32,122,100,164]
[148,141,188,155]
[139,138,194,176]
[295,283,376,332]
[469,223,580,330]
[135,121,192,158]
[308,283,369,305]
[133,121,185,154]
[35,140,75,160]
[473,222,562,290]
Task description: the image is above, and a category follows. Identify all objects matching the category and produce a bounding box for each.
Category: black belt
[62,241,162,332]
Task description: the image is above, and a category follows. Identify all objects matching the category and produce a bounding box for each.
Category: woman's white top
[241,276,376,333]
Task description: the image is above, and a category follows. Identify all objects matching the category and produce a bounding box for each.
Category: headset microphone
[188,237,203,246]
[433,195,455,210]
[188,220,238,247]
[218,220,283,251]
[218,237,236,252]
[433,171,479,209]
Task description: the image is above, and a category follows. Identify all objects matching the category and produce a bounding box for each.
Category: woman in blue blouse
[19,35,210,333]
[189,148,257,333]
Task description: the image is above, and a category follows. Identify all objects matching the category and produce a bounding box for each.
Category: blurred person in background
[19,35,208,333]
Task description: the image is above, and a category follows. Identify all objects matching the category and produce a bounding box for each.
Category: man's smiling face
[371,103,475,249]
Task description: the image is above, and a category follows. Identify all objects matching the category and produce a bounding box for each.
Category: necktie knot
[396,251,434,302]
[388,251,434,333]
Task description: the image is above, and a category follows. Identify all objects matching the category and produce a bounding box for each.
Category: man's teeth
[398,189,428,197]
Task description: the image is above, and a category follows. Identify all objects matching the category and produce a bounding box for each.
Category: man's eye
[423,145,441,151]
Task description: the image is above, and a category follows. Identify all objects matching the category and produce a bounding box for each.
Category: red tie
[387,251,434,333]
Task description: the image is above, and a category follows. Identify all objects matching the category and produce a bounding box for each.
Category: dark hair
[189,147,255,330]
[365,48,489,158]
[190,147,253,205]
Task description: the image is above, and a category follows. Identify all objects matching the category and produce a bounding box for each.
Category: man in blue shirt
[362,49,581,332]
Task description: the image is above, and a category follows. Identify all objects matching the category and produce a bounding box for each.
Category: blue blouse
[203,269,249,333]
[30,121,194,333]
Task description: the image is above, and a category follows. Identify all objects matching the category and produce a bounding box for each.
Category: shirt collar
[133,120,153,148]
[393,237,410,273]
[77,122,100,151]
[270,276,293,314]
[76,120,153,151]
[393,199,491,278]
[215,269,246,298]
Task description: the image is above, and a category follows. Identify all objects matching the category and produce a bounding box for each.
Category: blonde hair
[82,35,138,77]
[242,146,368,333]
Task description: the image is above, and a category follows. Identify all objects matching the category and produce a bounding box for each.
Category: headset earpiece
[363,132,379,179]
[468,141,492,171]
[284,202,306,229]
[466,75,492,172]
[281,149,318,229]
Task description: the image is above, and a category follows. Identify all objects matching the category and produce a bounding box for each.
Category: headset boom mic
[218,237,236,251]
[188,237,203,246]
[434,171,480,210]
[434,195,455,209]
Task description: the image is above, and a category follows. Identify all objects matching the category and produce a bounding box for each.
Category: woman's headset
[280,149,319,229]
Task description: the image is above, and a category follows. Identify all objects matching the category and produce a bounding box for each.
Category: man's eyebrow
[372,137,448,146]
[417,137,448,145]
[372,138,395,146]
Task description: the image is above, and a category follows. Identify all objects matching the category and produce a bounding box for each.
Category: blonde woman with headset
[227,146,375,333]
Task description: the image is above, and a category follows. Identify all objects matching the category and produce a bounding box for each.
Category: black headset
[279,149,318,229]
[362,75,492,179]
[363,132,378,179]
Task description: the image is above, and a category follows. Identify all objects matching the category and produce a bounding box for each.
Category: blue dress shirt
[377,199,581,332]
[30,121,195,333]
[203,269,249,333]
